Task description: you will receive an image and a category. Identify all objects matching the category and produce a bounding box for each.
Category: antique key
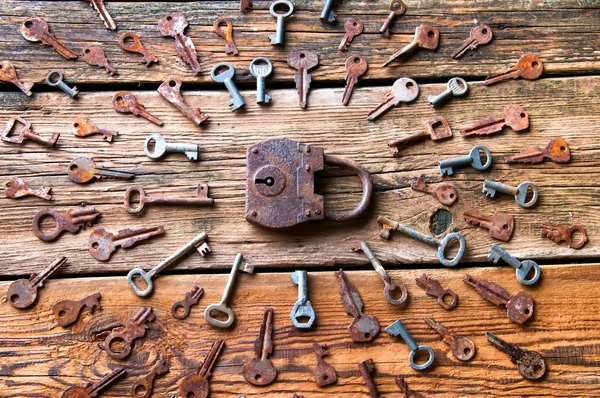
[0,61,34,96]
[83,46,117,75]
[335,269,380,342]
[505,137,570,164]
[104,307,154,359]
[463,274,534,323]
[486,332,546,380]
[339,18,363,51]
[428,77,469,107]
[211,62,245,111]
[383,25,439,66]
[488,244,541,285]
[144,133,198,160]
[7,256,67,309]
[4,177,51,200]
[342,55,367,105]
[60,367,126,398]
[313,343,337,387]
[21,17,78,59]
[124,184,213,214]
[288,51,319,108]
[88,0,117,30]
[131,358,169,398]
[415,273,458,310]
[171,286,204,319]
[320,0,337,22]
[367,77,419,120]
[351,241,408,306]
[290,270,316,328]
[463,209,514,241]
[380,0,406,36]
[113,91,163,125]
[439,145,492,176]
[411,177,457,206]
[485,54,543,86]
[214,18,238,55]
[52,292,101,327]
[32,205,100,241]
[540,223,588,249]
[68,157,135,184]
[243,308,277,385]
[460,104,529,137]
[386,320,435,370]
[387,115,452,154]
[73,117,118,142]
[269,0,294,45]
[158,13,201,74]
[483,179,539,208]
[89,225,165,261]
[158,76,209,126]
[452,24,493,58]
[119,32,158,66]
[359,359,378,398]
[424,317,476,361]
[250,57,273,104]
[179,340,225,397]
[46,70,79,98]
[2,116,59,147]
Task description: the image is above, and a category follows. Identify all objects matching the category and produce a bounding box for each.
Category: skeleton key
[7,256,67,309]
[485,54,543,86]
[463,209,514,241]
[179,340,225,398]
[144,133,198,160]
[452,24,493,58]
[411,177,457,206]
[320,0,337,23]
[342,55,367,105]
[383,25,439,66]
[171,286,204,319]
[60,367,126,398]
[214,18,238,55]
[415,273,458,310]
[388,115,452,155]
[113,91,163,125]
[505,137,570,164]
[250,57,273,104]
[460,104,529,137]
[290,270,316,328]
[488,244,541,285]
[482,180,539,208]
[463,274,534,324]
[335,269,380,342]
[88,0,117,30]
[73,117,118,142]
[104,307,154,359]
[313,343,337,387]
[439,145,492,176]
[158,77,209,126]
[32,205,100,241]
[83,46,117,75]
[358,359,378,398]
[367,77,419,121]
[21,17,78,59]
[339,18,363,51]
[540,223,588,249]
[287,51,319,108]
[89,225,165,261]
[131,358,169,398]
[158,13,201,75]
[0,61,33,96]
[2,116,59,147]
[211,62,245,111]
[118,32,158,66]
[424,317,476,361]
[68,157,135,184]
[124,184,213,214]
[243,308,277,385]
[486,332,546,380]
[52,292,101,327]
[380,0,406,36]
[269,0,294,45]
[240,0,253,11]
[46,70,78,98]
[4,176,51,200]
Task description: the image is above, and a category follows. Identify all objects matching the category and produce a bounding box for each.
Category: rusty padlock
[246,139,373,229]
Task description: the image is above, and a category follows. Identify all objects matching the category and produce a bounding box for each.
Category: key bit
[415,273,457,310]
[33,205,100,241]
[46,70,79,98]
[4,177,51,200]
[358,359,378,398]
[104,307,155,359]
[540,223,587,249]
[463,209,514,241]
[335,269,380,342]
[460,104,529,137]
[158,76,209,126]
[367,77,419,121]
[485,54,543,86]
[0,61,33,96]
[388,116,452,155]
[312,343,337,387]
[72,117,118,142]
[158,13,201,75]
[505,137,570,164]
[119,32,158,66]
[383,25,439,66]
[2,116,59,147]
[380,0,407,36]
[52,292,101,327]
[61,367,126,398]
[89,226,165,261]
[179,340,224,398]
[411,177,457,206]
[67,156,135,184]
[214,17,238,55]
[242,308,277,386]
[424,317,475,361]
[112,91,163,125]
[21,17,78,59]
[171,286,204,320]
[88,0,117,31]
[486,332,546,380]
[83,46,117,75]
[287,51,319,108]
[7,256,67,309]
[131,358,169,398]
[452,24,493,59]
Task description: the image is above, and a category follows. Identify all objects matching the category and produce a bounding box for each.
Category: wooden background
[1,0,599,396]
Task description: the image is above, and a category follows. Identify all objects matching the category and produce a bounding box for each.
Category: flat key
[171,286,204,319]
[287,51,319,108]
[482,179,539,208]
[2,116,59,147]
[214,18,238,55]
[505,137,570,164]
[73,117,118,142]
[342,55,367,105]
[67,156,135,184]
[158,76,209,126]
[158,13,201,75]
[424,317,476,361]
[388,115,452,155]
[104,307,155,359]
[21,17,78,59]
[89,225,165,261]
[411,177,457,206]
[119,32,158,66]
[488,244,541,285]
[240,0,253,11]
[250,57,273,104]
[358,359,378,398]
[144,133,198,160]
[83,46,117,75]
[0,61,33,96]
[485,54,543,86]
[124,184,214,214]
[415,273,458,310]
[339,18,363,51]
[386,320,435,371]
[179,340,225,398]
[452,24,493,58]
[243,308,277,385]
[380,0,406,36]
[428,77,469,107]
[46,70,79,98]
[211,62,245,111]
[486,332,546,380]
[89,0,117,30]
[313,343,337,387]
[439,145,492,176]
[290,270,316,328]
[7,256,67,309]
[113,91,163,125]
[367,77,419,121]
[269,0,294,45]
[32,206,99,241]
[60,367,126,398]
[460,104,529,137]
[4,176,51,200]
[540,223,588,249]
[131,358,169,398]
[335,269,380,342]
[52,292,101,327]
[320,0,337,23]
[383,25,439,66]
[463,209,514,241]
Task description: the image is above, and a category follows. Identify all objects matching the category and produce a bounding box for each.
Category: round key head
[514,181,539,208]
[546,137,571,163]
[112,91,138,113]
[144,133,167,159]
[249,57,273,78]
[344,18,364,35]
[437,289,458,310]
[7,279,37,308]
[503,104,530,131]
[345,55,368,76]
[392,77,420,103]
[60,387,88,398]
[89,228,115,261]
[210,62,235,83]
[564,224,588,249]
[507,291,534,324]
[516,260,541,285]
[408,345,435,370]
[179,374,209,398]
[104,331,133,359]
[126,268,154,297]
[438,232,466,267]
[468,145,493,171]
[383,281,408,306]
[517,350,547,380]
[21,17,48,42]
[517,54,543,80]
[471,24,493,44]
[45,70,64,87]
[67,157,97,183]
[157,13,189,36]
[447,77,469,96]
[269,0,294,18]
[204,303,235,328]
[32,208,63,241]
[118,32,142,50]
[124,186,148,214]
[451,336,476,361]
[389,0,407,15]
[287,51,319,71]
[242,358,278,385]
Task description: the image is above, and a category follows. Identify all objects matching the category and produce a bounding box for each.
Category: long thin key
[32,206,100,241]
[243,308,277,385]
[214,18,238,55]
[179,340,225,398]
[415,273,458,310]
[290,270,316,328]
[367,77,419,120]
[7,256,67,309]
[505,137,570,164]
[104,307,154,359]
[411,177,457,206]
[73,117,118,142]
[380,0,406,36]
[482,180,539,208]
[386,320,435,371]
[240,0,253,11]
[250,57,273,104]
[0,61,33,96]
[89,226,165,261]
[540,223,588,249]
[463,208,514,241]
[463,274,534,324]
[388,115,452,155]
[342,55,367,105]
[313,343,337,387]
[335,269,380,342]
[83,46,117,75]
[89,0,117,30]
[113,91,163,125]
[269,1,294,45]
[144,133,198,160]
[131,358,169,398]
[2,116,59,147]
[287,51,319,108]
[439,145,492,176]
[46,70,79,98]
[485,54,543,86]
[320,0,337,23]
[171,286,204,319]
[488,244,541,285]
[211,62,245,111]
[452,24,493,58]
[67,157,135,184]
[21,17,78,59]
[358,359,378,398]
[124,184,214,214]
[425,317,475,361]
[460,104,529,137]
[486,332,546,380]
[158,13,201,75]
[52,292,101,327]
[158,77,208,126]
[4,176,51,200]
[60,367,126,398]
[383,25,439,66]
[119,32,158,66]
[339,18,363,51]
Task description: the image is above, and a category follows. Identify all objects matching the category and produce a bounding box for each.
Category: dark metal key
[158,13,201,75]
[158,76,209,126]
[411,177,458,206]
[89,226,165,261]
[0,61,34,96]
[287,51,319,108]
[88,0,117,30]
[113,91,163,125]
[83,46,117,75]
[387,115,452,154]
[505,137,570,164]
[415,273,458,310]
[171,286,204,319]
[2,116,59,147]
[486,332,546,380]
[52,292,101,327]
[243,308,277,385]
[452,24,493,58]
[463,209,514,241]
[179,340,224,398]
[104,307,155,359]
[342,55,367,105]
[7,256,67,309]
[32,205,100,241]
[383,25,439,66]
[460,104,529,137]
[4,176,51,200]
[119,32,158,66]
[313,343,337,387]
[339,18,363,51]
[335,269,380,342]
[358,359,378,398]
[425,317,476,361]
[485,54,543,86]
[380,0,406,36]
[214,17,238,55]
[21,17,78,59]
[60,367,126,398]
[131,358,169,398]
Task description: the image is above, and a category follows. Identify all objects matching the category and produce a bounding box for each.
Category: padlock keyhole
[255,176,275,186]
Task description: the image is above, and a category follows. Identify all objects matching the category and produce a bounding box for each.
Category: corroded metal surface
[32,205,100,241]
[540,223,588,249]
[4,176,51,200]
[52,292,101,327]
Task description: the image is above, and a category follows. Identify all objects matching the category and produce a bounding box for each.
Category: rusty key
[460,104,529,137]
[486,332,546,380]
[288,51,319,108]
[335,269,380,342]
[342,55,367,105]
[104,307,154,359]
[383,25,439,66]
[171,286,204,320]
[240,0,253,11]
[158,76,209,126]
[131,358,169,398]
[505,137,570,164]
[411,177,457,206]
[124,184,213,214]
[388,116,452,155]
[313,343,337,387]
[339,18,363,51]
[358,359,378,398]
[52,292,101,327]
[89,226,165,261]
[158,13,201,75]
[73,117,118,142]
[415,273,457,310]
[214,17,238,55]
[21,17,78,59]
[463,209,514,241]
[2,116,59,147]
[425,317,476,361]
[33,205,100,241]
[380,0,406,36]
[83,46,117,75]
[88,0,117,30]
[452,24,493,58]
[243,308,277,386]
[119,32,158,66]
[113,91,163,125]
[68,157,135,184]
[179,340,224,398]
[7,256,67,309]
[540,223,588,249]
[485,54,543,86]
[0,61,34,96]
[60,367,126,398]
[4,177,51,200]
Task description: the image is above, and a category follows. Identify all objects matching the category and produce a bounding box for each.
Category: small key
[204,253,254,328]
[179,340,225,398]
[312,343,337,387]
[439,145,492,176]
[383,25,439,66]
[424,317,476,361]
[124,184,214,214]
[73,117,118,142]
[358,359,378,398]
[367,77,419,121]
[144,133,198,161]
[158,76,209,126]
[463,209,514,241]
[411,177,457,206]
[540,223,588,249]
[243,308,278,385]
[1,116,59,147]
[0,61,33,96]
[351,241,408,306]
[335,269,380,342]
[388,115,452,155]
[386,320,435,371]
[320,0,337,23]
[378,216,466,267]
[463,274,534,324]
[488,244,541,285]
[131,358,169,398]
[52,292,101,327]
[505,137,570,164]
[83,46,117,75]
[119,32,158,66]
[460,104,529,137]
[67,156,135,184]
[380,0,406,36]
[21,17,78,59]
[7,256,67,309]
[60,367,126,398]
[113,91,163,125]
[4,176,51,200]
[452,24,493,58]
[428,77,468,107]
[269,0,294,45]
[415,273,458,310]
[88,0,117,30]
[89,225,165,261]
[290,270,316,328]
[240,0,253,11]
[214,18,238,55]
[485,54,543,86]
[483,179,539,208]
[46,70,78,98]
[211,62,245,111]
[171,286,204,319]
[249,57,273,104]
[339,18,363,51]
[342,55,367,105]
[104,307,154,359]
[158,13,201,75]
[127,232,210,297]
[287,51,319,108]
[486,332,546,380]
[32,205,100,241]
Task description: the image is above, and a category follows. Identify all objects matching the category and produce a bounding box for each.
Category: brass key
[32,205,100,241]
[119,32,158,66]
[505,137,570,164]
[158,13,201,75]
[7,256,67,309]
[485,54,543,86]
[89,225,165,261]
[131,358,169,398]
[339,18,363,51]
[342,55,367,105]
[411,177,457,206]
[21,17,78,59]
[387,115,452,155]
[4,176,51,200]
[425,317,476,361]
[335,269,380,342]
[112,91,163,125]
[1,116,59,147]
[214,18,238,55]
[460,104,529,137]
[83,46,117,75]
[452,24,493,58]
[61,367,126,398]
[179,340,224,398]
[486,332,546,380]
[383,25,439,66]
[72,117,118,142]
[0,61,34,96]
[463,208,514,241]
[52,292,101,327]
[104,307,155,359]
[68,157,135,184]
[287,51,319,108]
[242,308,277,385]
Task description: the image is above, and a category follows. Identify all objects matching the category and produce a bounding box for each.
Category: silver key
[428,77,468,108]
[269,0,294,45]
[488,244,541,285]
[144,133,198,161]
[320,0,337,22]
[210,62,245,111]
[483,180,539,208]
[367,77,419,121]
[290,270,316,329]
[249,57,273,104]
[46,70,78,98]
[439,145,492,176]
[386,320,435,371]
